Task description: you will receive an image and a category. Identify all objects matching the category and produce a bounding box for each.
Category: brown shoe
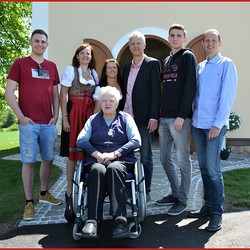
[39,191,62,205]
[23,202,35,221]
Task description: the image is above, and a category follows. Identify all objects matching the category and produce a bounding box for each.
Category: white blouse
[60,65,99,87]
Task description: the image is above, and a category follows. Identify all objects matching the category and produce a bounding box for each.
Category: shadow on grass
[0,147,20,158]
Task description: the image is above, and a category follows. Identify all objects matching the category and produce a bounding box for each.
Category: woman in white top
[94,59,124,112]
[59,43,99,220]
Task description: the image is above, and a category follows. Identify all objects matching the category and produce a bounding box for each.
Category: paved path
[3,146,250,227]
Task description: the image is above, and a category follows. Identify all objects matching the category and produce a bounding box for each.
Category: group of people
[154,24,237,234]
[5,22,237,239]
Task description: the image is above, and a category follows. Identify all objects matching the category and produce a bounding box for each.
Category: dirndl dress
[60,68,97,161]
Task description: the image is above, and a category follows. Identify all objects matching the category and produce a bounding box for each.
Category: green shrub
[0,110,18,129]
[6,124,18,131]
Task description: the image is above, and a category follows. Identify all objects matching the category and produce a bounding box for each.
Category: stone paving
[3,145,250,227]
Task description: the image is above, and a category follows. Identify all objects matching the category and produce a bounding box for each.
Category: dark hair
[30,29,48,39]
[71,43,96,69]
[99,59,122,87]
[169,23,187,38]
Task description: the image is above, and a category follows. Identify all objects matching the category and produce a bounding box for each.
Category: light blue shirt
[192,53,238,129]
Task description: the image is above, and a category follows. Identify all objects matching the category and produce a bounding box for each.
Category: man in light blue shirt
[189,29,238,232]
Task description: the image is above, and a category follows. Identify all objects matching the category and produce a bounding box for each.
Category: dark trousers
[138,125,154,194]
[87,161,132,222]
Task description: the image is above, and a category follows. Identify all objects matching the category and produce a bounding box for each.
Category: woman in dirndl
[59,43,99,215]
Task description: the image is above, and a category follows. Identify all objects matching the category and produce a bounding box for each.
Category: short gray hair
[129,31,146,44]
[99,86,120,104]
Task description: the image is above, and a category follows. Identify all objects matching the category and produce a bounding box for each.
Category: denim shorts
[18,123,57,163]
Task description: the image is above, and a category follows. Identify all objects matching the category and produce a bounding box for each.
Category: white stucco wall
[32,2,250,140]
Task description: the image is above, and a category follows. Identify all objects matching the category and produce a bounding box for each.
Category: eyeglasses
[38,64,43,76]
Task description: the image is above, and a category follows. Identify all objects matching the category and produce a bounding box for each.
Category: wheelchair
[65,151,147,240]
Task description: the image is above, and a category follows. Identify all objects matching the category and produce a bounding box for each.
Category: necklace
[81,68,91,80]
[82,68,90,75]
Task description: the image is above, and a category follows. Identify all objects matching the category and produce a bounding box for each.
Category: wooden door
[187,34,206,64]
[187,34,206,153]
[83,38,113,78]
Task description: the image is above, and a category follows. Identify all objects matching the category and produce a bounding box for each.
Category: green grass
[0,131,62,224]
[223,168,250,207]
[0,130,249,225]
[0,130,19,151]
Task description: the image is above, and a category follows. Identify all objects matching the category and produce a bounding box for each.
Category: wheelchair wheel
[128,222,142,239]
[73,221,82,241]
[136,162,147,223]
[72,161,83,214]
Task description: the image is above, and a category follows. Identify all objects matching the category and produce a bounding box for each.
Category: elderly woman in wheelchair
[76,86,141,239]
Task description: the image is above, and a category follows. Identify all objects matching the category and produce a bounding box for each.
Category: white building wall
[32,2,250,140]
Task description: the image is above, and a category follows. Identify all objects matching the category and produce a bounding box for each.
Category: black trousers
[87,161,133,222]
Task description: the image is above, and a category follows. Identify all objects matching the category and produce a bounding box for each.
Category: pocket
[18,122,32,133]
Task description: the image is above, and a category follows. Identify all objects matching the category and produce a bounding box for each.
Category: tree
[0,2,32,110]
[0,109,17,128]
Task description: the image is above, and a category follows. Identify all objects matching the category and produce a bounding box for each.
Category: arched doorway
[117,35,170,140]
[117,35,171,70]
[186,34,205,153]
[83,34,205,79]
[187,34,205,64]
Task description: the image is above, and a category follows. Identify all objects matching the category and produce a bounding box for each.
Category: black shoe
[188,205,212,218]
[112,219,129,239]
[167,201,187,216]
[156,195,178,206]
[82,219,99,238]
[206,214,222,232]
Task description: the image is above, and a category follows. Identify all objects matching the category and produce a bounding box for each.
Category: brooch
[108,129,114,137]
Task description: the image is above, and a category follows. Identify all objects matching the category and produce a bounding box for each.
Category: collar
[131,54,145,68]
[206,53,222,64]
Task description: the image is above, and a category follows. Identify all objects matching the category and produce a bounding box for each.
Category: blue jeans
[191,125,227,215]
[158,118,192,204]
[19,123,57,163]
[138,125,154,194]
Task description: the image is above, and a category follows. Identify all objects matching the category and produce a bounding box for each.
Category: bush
[5,124,18,132]
[0,110,17,129]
